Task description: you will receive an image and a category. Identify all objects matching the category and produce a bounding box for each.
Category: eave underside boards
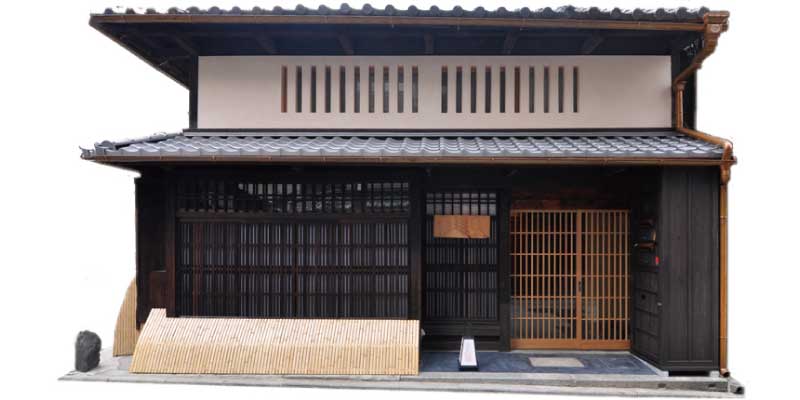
[90,7,706,88]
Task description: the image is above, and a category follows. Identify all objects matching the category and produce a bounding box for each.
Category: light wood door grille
[510,210,630,350]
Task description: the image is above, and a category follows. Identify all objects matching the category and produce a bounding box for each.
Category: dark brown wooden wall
[657,167,720,371]
[135,172,167,325]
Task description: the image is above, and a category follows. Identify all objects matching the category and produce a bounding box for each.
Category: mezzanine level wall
[197,56,671,131]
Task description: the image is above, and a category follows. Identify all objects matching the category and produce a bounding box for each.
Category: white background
[0,1,795,399]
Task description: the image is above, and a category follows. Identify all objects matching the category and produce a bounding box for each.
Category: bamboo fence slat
[113,279,140,356]
[129,309,419,375]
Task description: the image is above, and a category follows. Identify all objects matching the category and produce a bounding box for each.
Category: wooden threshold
[511,339,630,350]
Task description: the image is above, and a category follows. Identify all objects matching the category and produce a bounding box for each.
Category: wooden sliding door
[510,210,630,350]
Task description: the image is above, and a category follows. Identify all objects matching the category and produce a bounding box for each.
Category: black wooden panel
[134,173,166,326]
[658,167,719,371]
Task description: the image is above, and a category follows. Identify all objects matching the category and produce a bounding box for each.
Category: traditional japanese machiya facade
[84,5,734,377]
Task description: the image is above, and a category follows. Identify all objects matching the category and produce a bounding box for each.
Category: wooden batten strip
[129,309,419,375]
[112,279,140,356]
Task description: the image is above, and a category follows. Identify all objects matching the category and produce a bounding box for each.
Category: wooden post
[497,187,512,351]
[164,172,178,317]
[408,172,423,320]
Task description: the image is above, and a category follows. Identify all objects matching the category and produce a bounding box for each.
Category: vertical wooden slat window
[441,66,448,113]
[573,66,579,113]
[397,66,404,113]
[514,66,521,113]
[499,67,506,113]
[353,66,361,113]
[324,66,332,113]
[470,66,477,113]
[339,66,346,113]
[310,66,317,113]
[455,66,463,113]
[543,66,550,113]
[484,66,492,113]
[411,66,419,113]
[280,66,287,113]
[295,66,303,113]
[558,66,565,113]
[368,66,375,113]
[382,66,390,113]
[528,67,535,113]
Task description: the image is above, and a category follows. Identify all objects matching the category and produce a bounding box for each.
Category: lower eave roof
[97,5,711,23]
[81,131,727,166]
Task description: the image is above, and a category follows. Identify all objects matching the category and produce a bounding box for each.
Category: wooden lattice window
[424,191,498,323]
[174,177,411,319]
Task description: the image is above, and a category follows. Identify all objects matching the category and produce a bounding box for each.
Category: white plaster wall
[198,55,672,130]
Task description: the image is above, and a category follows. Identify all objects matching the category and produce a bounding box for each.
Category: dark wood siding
[135,172,166,325]
[658,167,719,371]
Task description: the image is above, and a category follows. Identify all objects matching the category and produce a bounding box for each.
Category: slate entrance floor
[421,351,657,375]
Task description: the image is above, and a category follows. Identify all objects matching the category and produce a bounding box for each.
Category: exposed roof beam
[337,33,354,55]
[581,35,605,54]
[254,34,277,54]
[424,33,434,54]
[502,32,519,55]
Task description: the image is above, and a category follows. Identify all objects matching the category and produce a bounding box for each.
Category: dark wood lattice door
[510,210,630,350]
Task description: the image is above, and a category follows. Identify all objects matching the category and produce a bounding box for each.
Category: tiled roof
[82,132,724,161]
[99,5,711,22]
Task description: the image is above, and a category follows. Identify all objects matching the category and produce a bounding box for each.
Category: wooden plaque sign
[433,215,491,239]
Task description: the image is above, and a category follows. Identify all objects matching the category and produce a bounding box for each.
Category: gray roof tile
[99,5,711,22]
[82,132,724,161]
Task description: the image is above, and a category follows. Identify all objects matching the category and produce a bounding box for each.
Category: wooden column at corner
[164,172,178,317]
[408,172,424,321]
[497,187,512,351]
[134,176,149,326]
[719,170,730,376]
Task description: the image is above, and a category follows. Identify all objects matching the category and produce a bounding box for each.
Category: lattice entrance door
[510,210,630,350]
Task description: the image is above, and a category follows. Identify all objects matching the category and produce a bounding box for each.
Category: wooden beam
[502,32,519,55]
[580,34,605,54]
[424,33,434,55]
[337,33,354,55]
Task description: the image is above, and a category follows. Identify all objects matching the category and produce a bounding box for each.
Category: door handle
[578,280,583,294]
